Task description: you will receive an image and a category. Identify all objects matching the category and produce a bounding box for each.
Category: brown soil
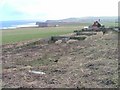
[2,31,118,88]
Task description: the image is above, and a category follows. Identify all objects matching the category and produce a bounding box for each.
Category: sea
[0,20,38,30]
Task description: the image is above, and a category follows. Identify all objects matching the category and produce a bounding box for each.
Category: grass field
[2,24,85,44]
[102,22,117,27]
[1,22,117,44]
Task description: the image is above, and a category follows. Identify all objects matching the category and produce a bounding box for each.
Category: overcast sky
[0,0,119,21]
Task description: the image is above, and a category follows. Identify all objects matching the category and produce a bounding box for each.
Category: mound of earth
[2,31,118,88]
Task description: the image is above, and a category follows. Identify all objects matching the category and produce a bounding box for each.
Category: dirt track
[2,31,118,88]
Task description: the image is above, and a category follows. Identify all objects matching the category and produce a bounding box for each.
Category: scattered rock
[66,39,78,44]
[28,70,45,75]
[54,59,58,62]
[55,40,62,44]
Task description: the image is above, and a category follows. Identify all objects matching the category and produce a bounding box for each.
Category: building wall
[36,22,48,27]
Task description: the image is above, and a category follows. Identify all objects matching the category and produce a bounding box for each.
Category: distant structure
[36,21,59,27]
[36,22,48,27]
[54,24,59,27]
[92,21,101,27]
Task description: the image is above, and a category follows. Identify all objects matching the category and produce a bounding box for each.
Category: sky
[0,0,119,21]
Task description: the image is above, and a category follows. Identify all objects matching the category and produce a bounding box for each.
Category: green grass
[2,25,84,44]
[1,22,116,44]
[102,22,118,27]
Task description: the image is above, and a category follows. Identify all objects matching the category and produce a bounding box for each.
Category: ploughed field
[2,30,118,88]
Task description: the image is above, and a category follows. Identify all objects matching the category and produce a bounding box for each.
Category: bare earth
[2,31,118,88]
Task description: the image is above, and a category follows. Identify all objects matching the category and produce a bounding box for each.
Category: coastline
[0,21,37,30]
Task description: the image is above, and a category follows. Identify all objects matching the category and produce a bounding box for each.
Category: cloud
[0,3,26,20]
[0,0,47,20]
[0,0,119,21]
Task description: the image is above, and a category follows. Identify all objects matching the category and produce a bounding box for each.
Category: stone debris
[55,40,62,44]
[66,39,78,44]
[28,70,45,75]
